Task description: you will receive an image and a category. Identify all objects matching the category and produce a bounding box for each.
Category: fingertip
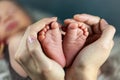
[42,17,57,24]
[100,19,108,25]
[73,14,81,19]
[73,14,87,22]
[109,25,116,34]
[51,22,59,29]
[74,14,100,26]
[100,25,116,42]
[51,17,57,20]
[100,19,116,34]
[50,17,58,21]
[64,19,70,24]
[100,19,108,31]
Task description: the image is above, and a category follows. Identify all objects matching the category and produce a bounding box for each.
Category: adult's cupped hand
[15,17,65,80]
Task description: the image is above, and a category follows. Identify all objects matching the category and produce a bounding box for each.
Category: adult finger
[64,19,92,34]
[29,17,57,37]
[31,17,57,30]
[99,19,116,42]
[15,43,36,76]
[27,35,51,67]
[74,14,100,26]
[15,17,57,60]
[64,19,77,25]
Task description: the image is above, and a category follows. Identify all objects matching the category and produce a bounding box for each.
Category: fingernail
[28,36,36,43]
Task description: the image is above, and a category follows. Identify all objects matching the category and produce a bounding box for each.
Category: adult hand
[15,17,65,80]
[65,14,116,80]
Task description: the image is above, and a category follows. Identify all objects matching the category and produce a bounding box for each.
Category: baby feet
[63,22,89,67]
[38,22,66,67]
[38,20,89,67]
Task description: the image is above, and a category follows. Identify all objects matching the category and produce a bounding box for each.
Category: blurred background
[0,0,119,80]
[18,0,120,36]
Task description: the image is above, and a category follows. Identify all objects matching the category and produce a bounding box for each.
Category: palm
[15,37,65,80]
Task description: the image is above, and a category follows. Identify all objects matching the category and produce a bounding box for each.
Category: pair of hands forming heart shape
[38,16,90,68]
[37,13,106,68]
[15,14,115,80]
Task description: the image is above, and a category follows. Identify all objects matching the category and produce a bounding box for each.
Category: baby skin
[38,20,89,67]
[38,22,66,67]
[63,21,89,67]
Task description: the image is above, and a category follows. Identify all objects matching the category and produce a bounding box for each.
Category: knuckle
[109,25,116,33]
[14,55,20,62]
[15,54,23,64]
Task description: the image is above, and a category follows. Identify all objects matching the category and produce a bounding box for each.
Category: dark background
[18,0,120,36]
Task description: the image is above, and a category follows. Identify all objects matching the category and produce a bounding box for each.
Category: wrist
[66,66,99,80]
